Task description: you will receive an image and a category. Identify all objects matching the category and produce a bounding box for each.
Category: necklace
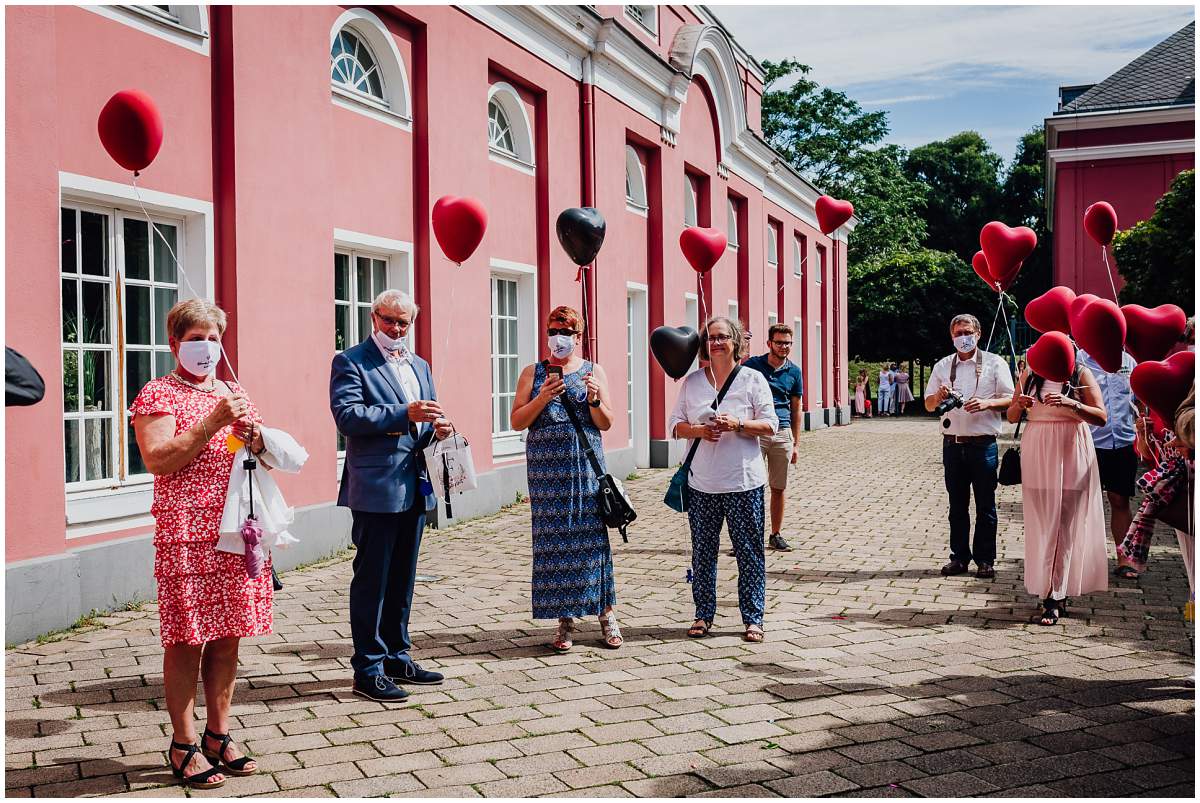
[169,371,217,394]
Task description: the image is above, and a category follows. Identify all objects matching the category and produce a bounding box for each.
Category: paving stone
[765,769,860,797]
[834,759,927,787]
[555,761,647,789]
[622,773,712,797]
[903,770,1001,797]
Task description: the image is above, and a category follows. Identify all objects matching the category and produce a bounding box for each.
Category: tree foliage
[999,128,1051,307]
[1113,169,1195,314]
[904,131,1003,261]
[841,145,929,264]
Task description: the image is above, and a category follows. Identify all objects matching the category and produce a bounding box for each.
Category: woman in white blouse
[669,317,779,642]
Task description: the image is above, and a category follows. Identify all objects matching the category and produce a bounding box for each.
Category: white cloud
[716,5,1194,90]
[860,93,945,106]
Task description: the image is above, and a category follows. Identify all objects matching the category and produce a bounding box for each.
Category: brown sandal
[743,624,765,643]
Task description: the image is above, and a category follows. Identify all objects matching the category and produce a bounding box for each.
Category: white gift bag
[423,432,478,497]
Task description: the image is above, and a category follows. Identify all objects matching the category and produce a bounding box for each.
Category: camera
[935,389,964,427]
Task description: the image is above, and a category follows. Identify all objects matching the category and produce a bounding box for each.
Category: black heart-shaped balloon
[650,325,700,380]
[556,207,606,266]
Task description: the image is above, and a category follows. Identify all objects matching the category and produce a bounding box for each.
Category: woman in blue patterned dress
[510,306,621,651]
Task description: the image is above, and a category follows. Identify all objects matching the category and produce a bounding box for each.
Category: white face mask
[177,340,221,376]
[548,334,575,359]
[373,329,409,355]
[954,334,977,354]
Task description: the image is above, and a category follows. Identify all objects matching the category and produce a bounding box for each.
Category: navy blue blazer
[330,339,438,513]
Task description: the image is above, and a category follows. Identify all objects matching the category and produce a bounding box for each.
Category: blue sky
[712,4,1195,163]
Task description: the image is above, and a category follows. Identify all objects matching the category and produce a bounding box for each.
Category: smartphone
[547,364,563,379]
[696,410,716,426]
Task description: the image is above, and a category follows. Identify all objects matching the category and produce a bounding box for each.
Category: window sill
[84,6,209,54]
[66,481,154,533]
[625,200,649,217]
[332,87,413,131]
[488,147,536,176]
[492,433,527,460]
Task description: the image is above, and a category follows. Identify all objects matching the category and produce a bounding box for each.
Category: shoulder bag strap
[680,366,742,473]
[552,363,608,480]
[1013,374,1032,441]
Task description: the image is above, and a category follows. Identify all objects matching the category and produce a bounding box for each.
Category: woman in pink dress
[130,300,271,789]
[1008,361,1109,625]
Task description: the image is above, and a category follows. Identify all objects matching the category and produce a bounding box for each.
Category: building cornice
[1046,104,1194,142]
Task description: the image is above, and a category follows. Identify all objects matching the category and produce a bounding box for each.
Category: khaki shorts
[758,429,794,490]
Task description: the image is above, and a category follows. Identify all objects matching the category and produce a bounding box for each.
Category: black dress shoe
[384,661,444,686]
[352,674,409,703]
[975,563,995,579]
[940,559,969,576]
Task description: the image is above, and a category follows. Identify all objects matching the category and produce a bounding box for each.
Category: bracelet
[737,418,744,433]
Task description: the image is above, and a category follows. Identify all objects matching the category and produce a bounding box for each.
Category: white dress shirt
[373,336,425,434]
[925,349,1015,437]
[668,367,779,493]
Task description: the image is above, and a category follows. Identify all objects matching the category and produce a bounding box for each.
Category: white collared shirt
[668,367,778,493]
[925,349,1015,437]
[373,337,425,432]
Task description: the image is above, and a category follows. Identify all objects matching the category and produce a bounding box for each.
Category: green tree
[848,248,1001,362]
[761,59,889,193]
[840,144,929,263]
[999,127,1051,306]
[904,131,1003,261]
[1113,169,1195,314]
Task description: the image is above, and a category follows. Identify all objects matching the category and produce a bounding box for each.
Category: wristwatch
[737,418,745,432]
[588,398,602,408]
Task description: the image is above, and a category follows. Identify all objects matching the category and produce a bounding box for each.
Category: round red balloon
[1074,299,1127,373]
[815,195,854,235]
[1122,303,1187,363]
[1027,331,1076,383]
[1025,286,1076,335]
[1083,201,1118,246]
[97,89,164,172]
[1130,351,1195,423]
[679,226,727,274]
[431,196,487,264]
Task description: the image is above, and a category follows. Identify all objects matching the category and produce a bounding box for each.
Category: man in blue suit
[331,289,453,702]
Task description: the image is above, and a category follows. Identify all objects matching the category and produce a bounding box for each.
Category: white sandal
[552,617,575,652]
[599,610,623,649]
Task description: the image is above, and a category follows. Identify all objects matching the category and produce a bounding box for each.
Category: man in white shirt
[924,314,1015,579]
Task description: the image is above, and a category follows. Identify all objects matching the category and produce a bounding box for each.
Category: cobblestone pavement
[5,418,1194,798]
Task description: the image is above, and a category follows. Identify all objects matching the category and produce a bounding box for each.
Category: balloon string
[131,174,244,391]
[985,286,1005,352]
[1101,246,1120,303]
[996,292,1020,363]
[435,271,459,392]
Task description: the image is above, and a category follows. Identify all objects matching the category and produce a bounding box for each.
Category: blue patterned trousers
[687,486,766,626]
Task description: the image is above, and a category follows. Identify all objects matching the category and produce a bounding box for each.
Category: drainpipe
[580,54,598,361]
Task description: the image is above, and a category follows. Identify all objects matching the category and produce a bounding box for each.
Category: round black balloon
[650,325,700,380]
[556,207,606,266]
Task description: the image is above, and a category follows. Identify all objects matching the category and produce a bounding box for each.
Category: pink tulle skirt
[1020,420,1109,599]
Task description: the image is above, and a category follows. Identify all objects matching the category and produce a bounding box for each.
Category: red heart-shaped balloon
[1083,201,1118,246]
[97,89,164,172]
[431,196,488,264]
[979,221,1036,282]
[1122,303,1187,364]
[971,251,996,291]
[1068,293,1100,335]
[1025,286,1076,335]
[1130,351,1195,423]
[815,195,854,235]
[1027,331,1076,383]
[679,226,727,274]
[1074,299,1127,373]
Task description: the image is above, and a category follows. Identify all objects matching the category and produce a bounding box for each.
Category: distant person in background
[854,369,870,417]
[893,364,914,415]
[877,365,893,417]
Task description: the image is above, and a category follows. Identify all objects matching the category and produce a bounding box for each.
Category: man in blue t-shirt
[743,323,804,551]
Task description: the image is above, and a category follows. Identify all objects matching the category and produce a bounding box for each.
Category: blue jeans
[942,439,998,565]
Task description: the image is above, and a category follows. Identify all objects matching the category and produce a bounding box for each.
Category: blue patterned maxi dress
[527,360,617,619]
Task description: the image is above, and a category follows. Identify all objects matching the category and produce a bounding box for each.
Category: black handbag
[558,376,637,541]
[664,367,741,512]
[998,375,1031,487]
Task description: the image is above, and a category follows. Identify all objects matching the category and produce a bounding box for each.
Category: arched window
[331,28,384,101]
[625,145,647,212]
[487,83,535,171]
[726,199,739,249]
[683,176,697,228]
[329,9,412,126]
[767,224,778,265]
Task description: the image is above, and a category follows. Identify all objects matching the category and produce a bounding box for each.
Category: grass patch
[32,610,106,645]
[625,471,640,481]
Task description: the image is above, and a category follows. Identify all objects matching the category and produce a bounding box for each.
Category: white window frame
[685,292,699,373]
[624,5,658,38]
[768,312,778,329]
[488,82,536,175]
[58,174,213,536]
[726,199,739,249]
[330,8,413,131]
[85,5,209,54]
[625,145,648,215]
[684,175,698,228]
[814,320,825,408]
[490,259,538,459]
[728,300,739,327]
[816,243,825,285]
[794,233,806,278]
[626,283,650,466]
[767,224,778,266]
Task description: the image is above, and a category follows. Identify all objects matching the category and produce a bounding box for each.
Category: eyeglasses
[771,340,793,347]
[547,328,577,337]
[374,312,410,328]
[707,335,734,344]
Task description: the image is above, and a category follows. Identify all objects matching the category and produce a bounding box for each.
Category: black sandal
[1030,597,1068,626]
[687,619,712,638]
[201,728,258,776]
[169,740,226,790]
[1115,564,1140,580]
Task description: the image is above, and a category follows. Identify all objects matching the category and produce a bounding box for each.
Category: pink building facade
[5,4,851,642]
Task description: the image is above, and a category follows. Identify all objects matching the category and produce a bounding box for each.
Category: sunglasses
[547,328,578,337]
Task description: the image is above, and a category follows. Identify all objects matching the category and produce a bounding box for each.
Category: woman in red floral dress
[131,299,271,789]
